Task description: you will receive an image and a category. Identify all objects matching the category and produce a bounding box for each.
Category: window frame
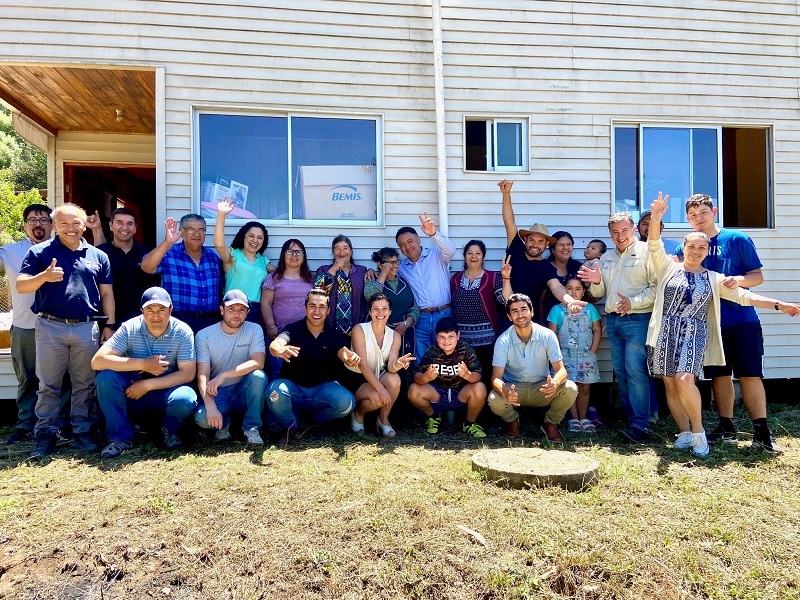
[192,107,384,227]
[463,115,530,173]
[611,121,774,230]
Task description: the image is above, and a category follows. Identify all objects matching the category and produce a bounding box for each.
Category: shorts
[431,383,466,411]
[703,321,764,379]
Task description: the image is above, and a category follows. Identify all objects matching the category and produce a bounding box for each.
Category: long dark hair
[231,221,269,255]
[275,238,313,283]
[547,231,574,261]
[462,239,486,270]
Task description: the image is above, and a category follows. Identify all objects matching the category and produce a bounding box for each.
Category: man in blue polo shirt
[18,203,115,459]
[487,293,578,442]
[141,214,222,333]
[92,287,197,458]
[267,288,360,445]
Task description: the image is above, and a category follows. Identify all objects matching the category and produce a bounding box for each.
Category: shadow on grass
[2,405,797,474]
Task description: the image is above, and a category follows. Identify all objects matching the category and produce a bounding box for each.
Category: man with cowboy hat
[498,180,585,325]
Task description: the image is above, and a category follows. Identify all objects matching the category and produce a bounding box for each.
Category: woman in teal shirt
[214,199,274,325]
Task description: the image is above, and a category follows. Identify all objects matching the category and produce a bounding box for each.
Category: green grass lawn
[1,409,799,600]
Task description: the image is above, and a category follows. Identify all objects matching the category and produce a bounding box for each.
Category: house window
[464,118,528,172]
[196,112,381,224]
[613,124,772,228]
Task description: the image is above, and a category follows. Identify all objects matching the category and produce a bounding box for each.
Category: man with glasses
[1,205,63,445]
[141,214,222,334]
[18,203,115,459]
[578,212,657,443]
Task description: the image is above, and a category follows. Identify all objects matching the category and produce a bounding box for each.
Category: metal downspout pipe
[431,0,448,234]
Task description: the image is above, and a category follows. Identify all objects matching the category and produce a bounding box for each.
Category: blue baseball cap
[141,287,172,308]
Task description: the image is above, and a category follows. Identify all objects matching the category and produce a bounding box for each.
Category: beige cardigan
[646,238,755,367]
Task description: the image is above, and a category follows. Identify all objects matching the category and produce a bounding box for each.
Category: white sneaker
[244,426,264,446]
[214,425,231,442]
[673,431,693,449]
[691,432,709,457]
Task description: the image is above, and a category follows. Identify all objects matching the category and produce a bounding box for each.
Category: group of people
[1,179,797,459]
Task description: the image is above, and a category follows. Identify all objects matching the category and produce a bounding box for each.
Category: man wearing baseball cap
[194,290,267,445]
[92,287,198,457]
[498,180,585,324]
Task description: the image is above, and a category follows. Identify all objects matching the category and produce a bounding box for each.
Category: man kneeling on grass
[488,293,578,442]
[194,290,267,446]
[92,287,197,458]
[407,317,487,438]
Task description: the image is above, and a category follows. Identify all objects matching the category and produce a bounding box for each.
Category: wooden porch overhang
[0,64,155,135]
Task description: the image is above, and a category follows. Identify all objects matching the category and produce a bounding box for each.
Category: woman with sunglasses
[364,247,420,360]
[647,193,800,457]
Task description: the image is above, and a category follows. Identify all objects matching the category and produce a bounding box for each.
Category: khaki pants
[488,379,578,425]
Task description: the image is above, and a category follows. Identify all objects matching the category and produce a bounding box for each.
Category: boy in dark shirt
[407,317,487,437]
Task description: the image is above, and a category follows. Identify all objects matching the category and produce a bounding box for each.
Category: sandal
[350,413,365,435]
[568,419,583,432]
[580,418,596,432]
[376,417,396,438]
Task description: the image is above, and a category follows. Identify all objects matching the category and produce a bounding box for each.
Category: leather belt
[38,312,94,324]
[419,303,452,314]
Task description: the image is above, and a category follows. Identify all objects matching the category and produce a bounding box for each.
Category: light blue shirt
[492,323,562,384]
[106,316,195,375]
[662,238,680,255]
[398,231,455,309]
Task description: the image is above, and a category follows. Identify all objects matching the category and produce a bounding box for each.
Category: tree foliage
[0,168,45,245]
[0,104,47,192]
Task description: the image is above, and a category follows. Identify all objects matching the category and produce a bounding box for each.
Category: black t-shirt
[417,340,482,389]
[98,241,160,323]
[278,319,348,388]
[506,236,557,324]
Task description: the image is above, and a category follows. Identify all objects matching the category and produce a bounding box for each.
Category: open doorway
[63,164,157,247]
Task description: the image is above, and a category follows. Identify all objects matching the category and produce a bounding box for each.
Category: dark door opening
[63,164,157,247]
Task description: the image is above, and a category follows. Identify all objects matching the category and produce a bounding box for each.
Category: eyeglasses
[182,227,206,236]
[285,249,304,256]
[25,218,51,225]
[381,260,400,266]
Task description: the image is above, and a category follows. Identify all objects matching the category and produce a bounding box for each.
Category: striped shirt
[156,242,222,313]
[106,316,195,374]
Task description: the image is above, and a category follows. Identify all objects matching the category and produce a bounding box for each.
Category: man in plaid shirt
[141,214,222,333]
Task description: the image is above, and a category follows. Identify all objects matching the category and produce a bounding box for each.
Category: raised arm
[498,179,517,246]
[214,199,234,270]
[141,218,180,274]
[419,212,456,264]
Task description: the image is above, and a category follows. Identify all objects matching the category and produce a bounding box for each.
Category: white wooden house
[1,0,798,399]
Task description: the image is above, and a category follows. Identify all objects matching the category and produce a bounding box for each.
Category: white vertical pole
[431,0,448,234]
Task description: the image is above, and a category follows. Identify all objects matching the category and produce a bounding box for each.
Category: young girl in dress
[547,277,602,432]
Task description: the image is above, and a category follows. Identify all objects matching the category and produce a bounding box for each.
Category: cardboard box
[297,165,377,220]
[200,175,231,205]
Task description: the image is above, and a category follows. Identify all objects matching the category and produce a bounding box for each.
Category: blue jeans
[606,312,651,431]
[414,307,452,364]
[96,370,198,443]
[266,379,355,429]
[33,318,98,437]
[195,370,267,431]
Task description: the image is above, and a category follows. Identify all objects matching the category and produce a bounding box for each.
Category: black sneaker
[55,427,74,442]
[72,433,100,452]
[752,436,784,455]
[706,424,738,444]
[29,435,57,460]
[5,429,33,445]
[618,426,650,443]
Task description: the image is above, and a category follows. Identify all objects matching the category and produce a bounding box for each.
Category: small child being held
[582,239,607,269]
[547,277,602,432]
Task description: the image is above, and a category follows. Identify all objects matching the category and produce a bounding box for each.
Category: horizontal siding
[0,355,17,400]
[2,0,800,380]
